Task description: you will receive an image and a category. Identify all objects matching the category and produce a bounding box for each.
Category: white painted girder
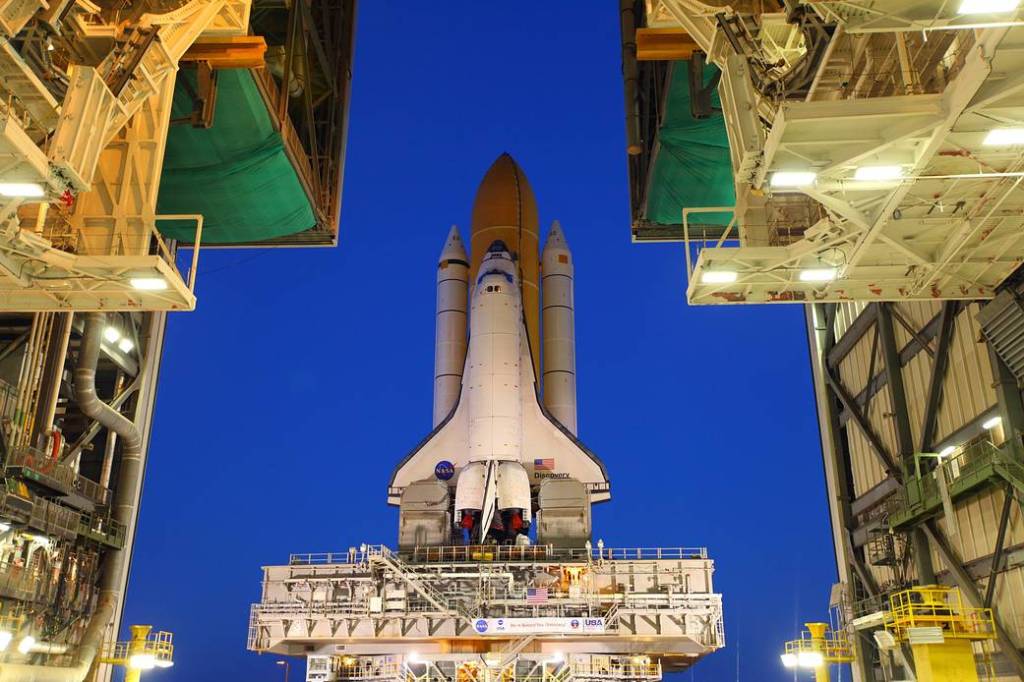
[651,2,1024,304]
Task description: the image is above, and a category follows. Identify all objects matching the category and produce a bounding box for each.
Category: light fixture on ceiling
[0,183,44,198]
[939,445,957,458]
[0,631,12,652]
[799,268,838,282]
[853,166,904,181]
[958,0,1020,14]
[982,415,1002,429]
[780,653,798,668]
[700,270,738,284]
[17,636,35,655]
[983,128,1024,146]
[103,327,121,343]
[129,276,168,291]
[117,338,135,353]
[770,171,817,188]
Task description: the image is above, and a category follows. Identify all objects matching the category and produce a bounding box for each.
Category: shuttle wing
[519,332,610,502]
[388,401,469,505]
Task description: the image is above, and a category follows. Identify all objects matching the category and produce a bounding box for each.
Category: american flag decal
[534,458,554,471]
[526,587,548,604]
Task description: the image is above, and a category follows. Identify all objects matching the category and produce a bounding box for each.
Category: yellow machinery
[884,586,995,682]
[98,625,174,681]
[781,622,855,682]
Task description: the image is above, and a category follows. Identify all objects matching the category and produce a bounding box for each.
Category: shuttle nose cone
[487,239,510,254]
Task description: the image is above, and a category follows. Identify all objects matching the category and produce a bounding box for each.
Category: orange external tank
[469,153,541,380]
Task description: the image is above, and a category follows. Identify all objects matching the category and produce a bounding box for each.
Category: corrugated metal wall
[817,300,1024,676]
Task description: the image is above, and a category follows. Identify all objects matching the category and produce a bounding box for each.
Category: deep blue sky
[122,3,838,681]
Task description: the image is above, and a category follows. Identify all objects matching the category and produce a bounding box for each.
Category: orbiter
[389,153,609,548]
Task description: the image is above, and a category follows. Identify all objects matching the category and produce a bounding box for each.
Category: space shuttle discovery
[389,154,609,549]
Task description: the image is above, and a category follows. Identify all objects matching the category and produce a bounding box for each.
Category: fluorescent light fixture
[854,166,904,181]
[983,128,1024,146]
[983,415,1002,429]
[939,445,957,458]
[407,652,422,664]
[0,631,12,652]
[155,659,174,668]
[129,653,156,670]
[700,270,738,284]
[799,268,837,282]
[117,338,135,353]
[549,652,565,664]
[797,651,824,668]
[17,636,35,655]
[0,523,10,533]
[103,327,121,343]
[771,171,817,188]
[130,277,168,291]
[0,183,44,198]
[780,653,798,668]
[958,0,1020,14]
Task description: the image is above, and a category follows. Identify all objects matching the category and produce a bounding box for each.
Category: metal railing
[78,510,126,549]
[784,633,855,662]
[886,586,995,642]
[571,662,661,680]
[889,436,1024,527]
[5,446,109,505]
[290,545,708,566]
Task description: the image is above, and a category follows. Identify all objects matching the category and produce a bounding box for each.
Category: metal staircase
[365,545,474,623]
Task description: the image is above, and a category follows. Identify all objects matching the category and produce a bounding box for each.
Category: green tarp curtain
[156,69,316,243]
[645,62,734,227]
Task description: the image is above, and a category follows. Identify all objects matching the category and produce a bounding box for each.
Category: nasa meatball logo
[570,619,580,630]
[474,619,489,633]
[435,460,455,481]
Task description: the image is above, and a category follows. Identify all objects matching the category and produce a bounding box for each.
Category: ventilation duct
[978,290,1024,385]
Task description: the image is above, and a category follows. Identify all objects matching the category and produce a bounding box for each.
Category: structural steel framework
[808,300,1024,681]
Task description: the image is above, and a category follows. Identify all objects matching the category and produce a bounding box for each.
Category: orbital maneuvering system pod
[248,155,723,682]
[390,154,608,549]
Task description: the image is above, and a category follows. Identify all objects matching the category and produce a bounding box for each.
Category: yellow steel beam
[181,36,267,68]
[636,28,699,61]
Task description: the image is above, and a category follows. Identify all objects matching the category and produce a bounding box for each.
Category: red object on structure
[50,430,63,460]
[60,190,74,208]
[460,512,474,530]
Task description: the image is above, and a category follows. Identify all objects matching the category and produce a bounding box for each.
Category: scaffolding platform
[248,544,724,682]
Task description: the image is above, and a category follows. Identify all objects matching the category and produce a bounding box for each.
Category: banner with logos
[472,617,605,635]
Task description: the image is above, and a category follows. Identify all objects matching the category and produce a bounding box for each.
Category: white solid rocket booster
[541,221,577,434]
[433,226,468,426]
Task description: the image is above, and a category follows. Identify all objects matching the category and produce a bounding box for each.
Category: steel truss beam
[923,520,1024,677]
[919,301,959,454]
[813,303,881,682]
[984,483,1016,610]
[824,301,1024,678]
